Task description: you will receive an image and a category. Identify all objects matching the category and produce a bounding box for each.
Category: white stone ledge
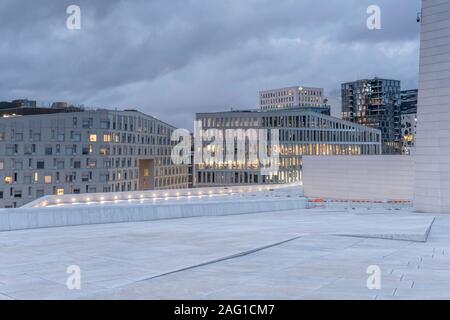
[0,197,307,232]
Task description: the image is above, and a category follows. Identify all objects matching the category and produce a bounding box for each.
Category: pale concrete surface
[1,205,448,300]
[0,184,305,232]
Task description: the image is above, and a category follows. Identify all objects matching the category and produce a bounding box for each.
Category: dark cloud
[0,0,421,129]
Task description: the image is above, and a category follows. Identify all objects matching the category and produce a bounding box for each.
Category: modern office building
[260,86,325,111]
[400,89,418,155]
[195,109,381,187]
[341,78,402,154]
[0,102,189,208]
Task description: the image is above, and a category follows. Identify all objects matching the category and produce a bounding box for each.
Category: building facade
[400,89,418,155]
[195,109,381,187]
[0,105,189,208]
[414,0,450,213]
[341,78,402,154]
[260,86,325,111]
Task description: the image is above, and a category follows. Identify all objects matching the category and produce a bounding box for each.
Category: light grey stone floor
[0,206,447,300]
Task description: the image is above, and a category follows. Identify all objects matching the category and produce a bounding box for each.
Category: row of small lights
[36,185,279,208]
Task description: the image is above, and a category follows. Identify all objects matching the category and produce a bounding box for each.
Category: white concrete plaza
[1,204,449,300]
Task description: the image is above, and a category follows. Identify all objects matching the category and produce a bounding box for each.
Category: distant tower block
[414,0,450,213]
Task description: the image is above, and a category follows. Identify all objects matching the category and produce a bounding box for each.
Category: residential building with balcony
[341,78,402,154]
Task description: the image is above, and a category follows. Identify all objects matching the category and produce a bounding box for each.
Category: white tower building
[414,0,450,213]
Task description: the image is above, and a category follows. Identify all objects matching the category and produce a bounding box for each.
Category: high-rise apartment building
[0,102,189,208]
[195,109,381,187]
[341,78,402,154]
[400,89,418,155]
[260,86,326,112]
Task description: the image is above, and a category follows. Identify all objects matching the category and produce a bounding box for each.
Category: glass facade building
[195,109,381,187]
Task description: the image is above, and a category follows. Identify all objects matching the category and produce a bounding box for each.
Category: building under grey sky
[0,0,421,130]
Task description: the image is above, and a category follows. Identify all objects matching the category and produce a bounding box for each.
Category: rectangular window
[14,160,23,170]
[71,132,81,142]
[36,189,44,198]
[37,161,45,169]
[44,175,52,184]
[33,133,41,142]
[6,145,14,156]
[56,188,64,196]
[87,159,97,168]
[82,119,91,128]
[89,134,97,142]
[5,176,13,184]
[103,134,112,142]
[57,161,64,170]
[0,160,3,170]
[100,120,110,129]
[24,175,31,184]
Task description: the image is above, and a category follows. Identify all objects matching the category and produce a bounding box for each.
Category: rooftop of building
[259,86,324,93]
[341,77,401,85]
[196,108,381,132]
[0,99,176,130]
[0,184,447,300]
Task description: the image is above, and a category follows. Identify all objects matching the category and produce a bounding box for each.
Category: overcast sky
[0,0,421,129]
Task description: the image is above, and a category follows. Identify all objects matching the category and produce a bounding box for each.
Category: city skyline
[0,0,421,130]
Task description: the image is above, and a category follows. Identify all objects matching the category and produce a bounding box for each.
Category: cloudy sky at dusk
[0,0,421,129]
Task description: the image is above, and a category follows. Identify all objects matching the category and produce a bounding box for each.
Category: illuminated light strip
[34,183,301,207]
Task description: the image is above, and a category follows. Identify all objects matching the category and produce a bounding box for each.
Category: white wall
[0,197,306,232]
[414,0,450,213]
[303,156,415,201]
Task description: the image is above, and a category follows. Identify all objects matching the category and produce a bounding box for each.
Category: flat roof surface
[1,205,448,300]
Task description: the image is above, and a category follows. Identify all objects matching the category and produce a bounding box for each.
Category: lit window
[0,160,3,170]
[103,134,112,142]
[5,176,13,184]
[99,148,108,156]
[34,172,39,183]
[44,175,52,184]
[89,134,97,142]
[56,188,64,195]
[144,169,150,177]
